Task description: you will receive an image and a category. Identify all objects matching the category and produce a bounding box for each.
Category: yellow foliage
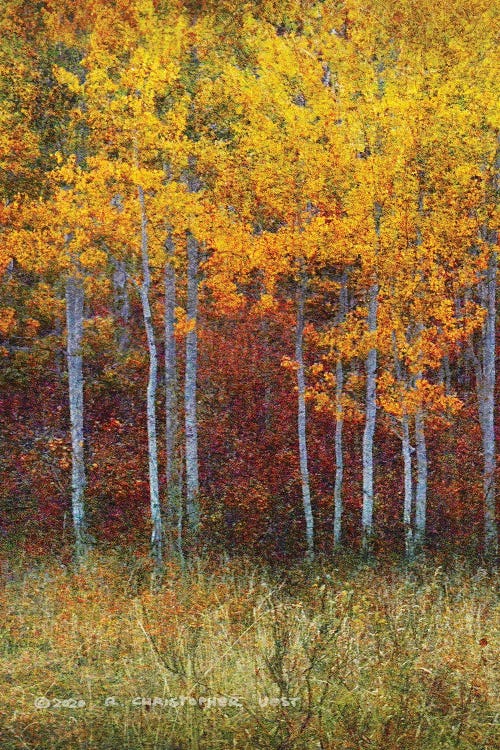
[0,306,16,336]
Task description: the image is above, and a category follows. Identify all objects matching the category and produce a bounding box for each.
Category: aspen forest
[0,1,499,749]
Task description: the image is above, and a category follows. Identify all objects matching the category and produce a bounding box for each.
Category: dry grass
[0,552,498,749]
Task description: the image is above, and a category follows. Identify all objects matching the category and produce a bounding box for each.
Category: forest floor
[0,551,498,749]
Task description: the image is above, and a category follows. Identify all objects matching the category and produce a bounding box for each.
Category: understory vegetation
[1,552,498,750]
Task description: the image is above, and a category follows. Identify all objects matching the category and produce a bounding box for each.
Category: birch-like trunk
[477,137,499,565]
[296,277,314,560]
[362,280,378,555]
[413,189,428,554]
[185,230,200,534]
[333,356,344,549]
[479,249,498,564]
[440,353,451,395]
[112,259,130,353]
[393,331,415,561]
[362,204,381,556]
[66,272,88,563]
[164,231,183,563]
[137,185,163,573]
[401,411,414,561]
[333,274,347,548]
[414,401,427,553]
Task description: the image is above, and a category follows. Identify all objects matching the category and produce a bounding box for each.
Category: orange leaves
[204,274,244,316]
[0,306,16,336]
[173,306,209,337]
[378,369,463,421]
[281,355,298,373]
[29,283,64,322]
[24,317,40,339]
[254,293,277,314]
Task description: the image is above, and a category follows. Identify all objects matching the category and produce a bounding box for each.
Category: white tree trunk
[185,230,200,534]
[362,204,381,557]
[333,274,347,548]
[414,401,427,553]
[65,272,88,562]
[296,277,314,560]
[164,231,183,563]
[401,411,414,561]
[333,356,344,549]
[393,330,416,561]
[137,185,163,573]
[480,249,498,564]
[413,188,428,555]
[362,280,378,555]
[470,246,498,566]
[112,259,130,353]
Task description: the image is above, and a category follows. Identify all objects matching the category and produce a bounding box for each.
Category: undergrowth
[0,551,498,749]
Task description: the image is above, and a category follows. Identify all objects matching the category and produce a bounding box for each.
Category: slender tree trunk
[296,276,314,561]
[137,185,163,574]
[479,249,498,565]
[55,314,64,379]
[65,272,88,563]
[392,331,415,561]
[362,280,378,556]
[441,353,451,395]
[185,230,200,534]
[401,411,414,561]
[164,236,178,491]
[413,187,428,555]
[333,356,344,549]
[362,204,381,557]
[112,259,130,353]
[414,399,427,553]
[333,274,347,549]
[477,136,499,566]
[164,230,184,564]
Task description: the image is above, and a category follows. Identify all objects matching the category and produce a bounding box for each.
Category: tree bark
[164,230,184,564]
[137,184,163,574]
[362,203,381,557]
[333,356,344,549]
[392,331,415,561]
[401,411,414,561]
[478,248,498,565]
[296,275,314,560]
[112,258,130,353]
[473,135,499,566]
[362,280,378,556]
[333,274,347,549]
[414,188,428,554]
[65,272,88,563]
[414,399,427,553]
[185,230,200,534]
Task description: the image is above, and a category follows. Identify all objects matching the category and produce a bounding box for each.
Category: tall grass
[0,551,498,749]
